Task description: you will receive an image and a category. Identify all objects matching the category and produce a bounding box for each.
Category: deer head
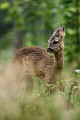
[47,26,65,53]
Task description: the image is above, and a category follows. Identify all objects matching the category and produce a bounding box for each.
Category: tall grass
[0,60,80,120]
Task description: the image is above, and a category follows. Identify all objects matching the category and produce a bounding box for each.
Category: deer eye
[53,41,59,44]
[55,34,59,37]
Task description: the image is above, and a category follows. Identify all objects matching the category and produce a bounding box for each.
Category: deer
[11,26,65,94]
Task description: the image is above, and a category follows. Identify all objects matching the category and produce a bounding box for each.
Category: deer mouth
[47,48,54,53]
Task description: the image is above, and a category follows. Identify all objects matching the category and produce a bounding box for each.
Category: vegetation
[0,0,80,120]
[0,70,80,120]
[0,0,79,67]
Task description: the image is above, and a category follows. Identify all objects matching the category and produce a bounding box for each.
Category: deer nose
[47,48,53,52]
[47,48,50,52]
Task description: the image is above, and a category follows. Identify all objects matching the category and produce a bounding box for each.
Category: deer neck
[54,50,64,70]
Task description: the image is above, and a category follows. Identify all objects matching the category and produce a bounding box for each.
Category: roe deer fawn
[12,26,65,94]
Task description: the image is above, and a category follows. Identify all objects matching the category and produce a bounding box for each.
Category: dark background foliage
[0,0,79,68]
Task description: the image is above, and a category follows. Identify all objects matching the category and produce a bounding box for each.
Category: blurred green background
[0,1,80,120]
[0,0,79,68]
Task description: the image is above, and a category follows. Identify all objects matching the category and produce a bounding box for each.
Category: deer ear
[53,26,65,34]
[53,26,65,38]
[59,26,65,37]
[53,26,61,34]
[48,26,65,42]
[60,26,64,32]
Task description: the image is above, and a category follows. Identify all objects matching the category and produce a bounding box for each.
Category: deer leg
[43,75,57,94]
[25,75,34,95]
[11,73,24,97]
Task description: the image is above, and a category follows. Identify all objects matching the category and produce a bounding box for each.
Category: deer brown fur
[12,26,65,94]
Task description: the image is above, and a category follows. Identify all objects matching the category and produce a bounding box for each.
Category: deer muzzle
[47,47,53,53]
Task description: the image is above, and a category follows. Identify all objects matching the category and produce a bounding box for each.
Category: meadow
[0,0,79,119]
[0,50,80,120]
